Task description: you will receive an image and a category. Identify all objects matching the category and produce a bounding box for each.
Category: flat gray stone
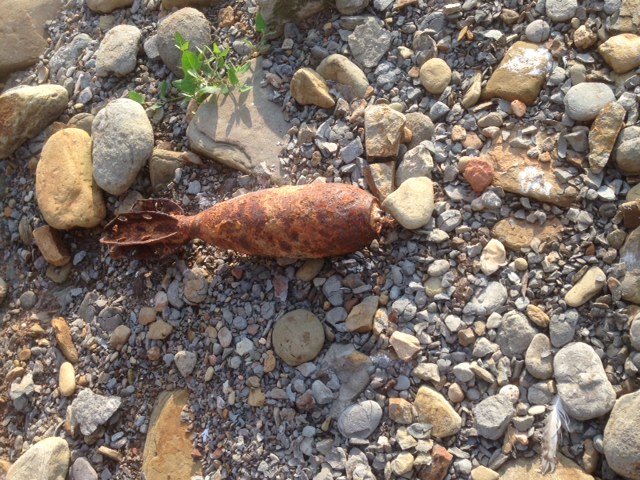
[554,342,616,420]
[69,457,98,480]
[564,83,616,122]
[546,0,577,22]
[186,58,286,183]
[348,17,392,69]
[463,281,507,317]
[525,333,554,380]
[497,310,537,357]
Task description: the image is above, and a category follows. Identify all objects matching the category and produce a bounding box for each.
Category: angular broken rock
[482,41,552,105]
[186,58,286,183]
[364,105,406,160]
[67,388,122,436]
[480,239,507,275]
[413,386,462,438]
[290,67,335,108]
[364,162,395,200]
[588,102,626,174]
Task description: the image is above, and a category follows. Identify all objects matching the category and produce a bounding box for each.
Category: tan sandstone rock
[36,128,106,230]
[290,68,335,108]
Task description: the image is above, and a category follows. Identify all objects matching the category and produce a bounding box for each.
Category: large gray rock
[604,390,640,479]
[92,98,154,195]
[474,394,515,440]
[0,84,68,159]
[7,437,69,480]
[186,58,287,183]
[546,0,577,22]
[95,24,141,77]
[0,0,62,79]
[337,400,382,439]
[525,333,554,379]
[497,310,537,357]
[462,281,507,317]
[554,342,616,420]
[348,17,392,69]
[614,126,640,175]
[67,388,122,436]
[156,7,211,77]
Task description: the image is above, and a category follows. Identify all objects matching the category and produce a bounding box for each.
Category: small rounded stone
[272,309,325,366]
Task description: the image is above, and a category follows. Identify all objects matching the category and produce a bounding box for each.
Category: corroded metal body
[101,183,390,259]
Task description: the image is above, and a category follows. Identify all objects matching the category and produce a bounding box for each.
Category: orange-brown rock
[51,317,79,363]
[463,158,494,193]
[142,390,202,480]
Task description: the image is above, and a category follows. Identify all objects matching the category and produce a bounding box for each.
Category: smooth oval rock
[58,361,76,397]
[337,400,382,439]
[419,58,452,95]
[7,437,70,480]
[381,176,434,230]
[604,390,640,479]
[564,83,616,122]
[95,24,141,77]
[92,98,154,195]
[36,128,106,229]
[290,67,335,108]
[564,266,606,307]
[554,342,616,420]
[156,7,211,77]
[497,310,537,357]
[272,309,325,366]
[0,84,69,159]
[316,54,369,100]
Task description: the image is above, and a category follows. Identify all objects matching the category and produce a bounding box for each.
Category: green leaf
[159,80,169,98]
[175,32,189,51]
[181,50,202,77]
[239,83,252,93]
[256,11,267,34]
[127,91,146,104]
[227,66,239,86]
[236,62,251,74]
[173,77,197,97]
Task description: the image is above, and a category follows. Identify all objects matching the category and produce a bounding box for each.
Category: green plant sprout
[171,32,253,104]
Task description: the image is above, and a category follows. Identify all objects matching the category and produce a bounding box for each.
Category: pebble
[554,342,616,420]
[546,0,577,22]
[525,333,554,380]
[155,7,211,77]
[413,386,462,438]
[463,158,494,193]
[471,465,499,480]
[92,98,154,195]
[109,325,131,349]
[564,266,606,307]
[68,388,122,436]
[348,17,391,69]
[473,394,515,440]
[381,176,434,230]
[389,331,421,361]
[174,350,197,377]
[396,143,434,184]
[564,83,616,122]
[588,102,626,174]
[462,281,507,317]
[59,361,76,397]
[388,398,414,424]
[272,309,325,366]
[525,19,550,43]
[95,24,141,76]
[147,319,173,340]
[52,317,79,363]
[337,400,382,439]
[364,104,405,159]
[290,67,335,108]
[345,295,378,333]
[480,239,507,275]
[599,33,640,74]
[70,457,98,480]
[316,53,369,99]
[419,58,452,95]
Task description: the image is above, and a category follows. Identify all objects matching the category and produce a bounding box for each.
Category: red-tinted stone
[463,158,494,193]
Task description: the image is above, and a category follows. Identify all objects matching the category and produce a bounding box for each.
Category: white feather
[540,395,570,474]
